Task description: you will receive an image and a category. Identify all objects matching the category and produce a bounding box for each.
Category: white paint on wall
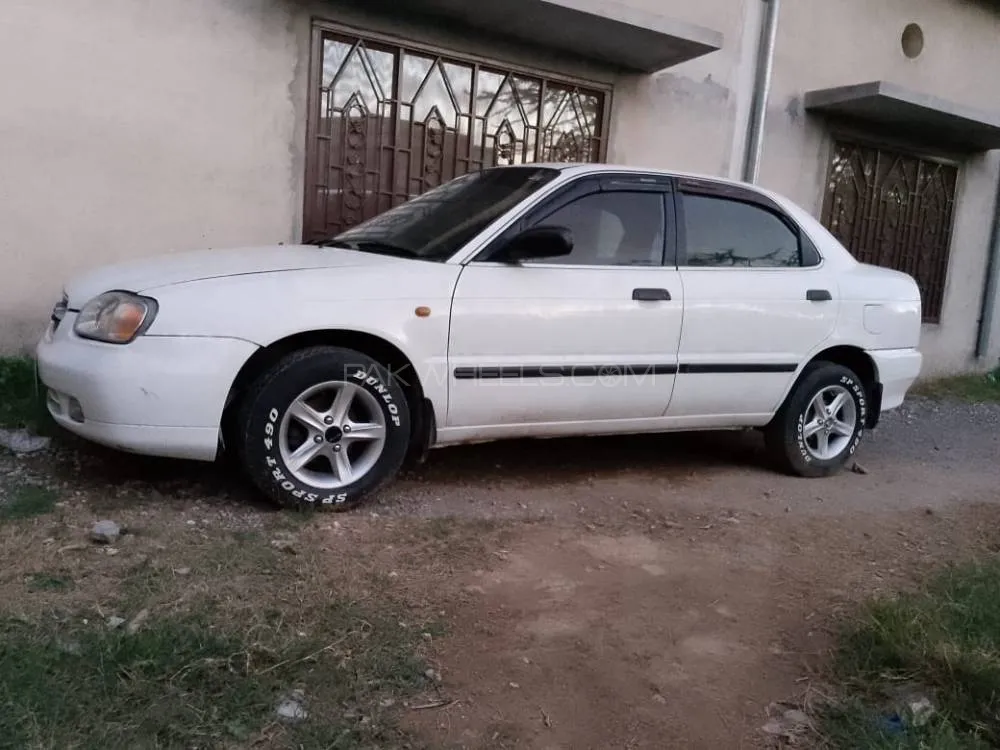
[759,0,1000,375]
[1,0,998,376]
[0,0,301,350]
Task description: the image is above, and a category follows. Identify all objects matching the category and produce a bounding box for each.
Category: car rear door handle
[632,288,671,301]
[806,289,832,302]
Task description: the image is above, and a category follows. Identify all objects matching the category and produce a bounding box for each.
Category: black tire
[764,361,868,478]
[237,346,411,511]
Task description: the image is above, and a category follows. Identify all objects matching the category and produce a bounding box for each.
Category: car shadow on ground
[40,434,272,511]
[401,428,769,485]
[39,427,772,510]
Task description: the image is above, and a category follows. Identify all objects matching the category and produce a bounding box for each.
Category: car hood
[64,245,402,306]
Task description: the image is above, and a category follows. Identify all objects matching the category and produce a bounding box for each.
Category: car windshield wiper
[318,237,420,258]
[353,241,420,259]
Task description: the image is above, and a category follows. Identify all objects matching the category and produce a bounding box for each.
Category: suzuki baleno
[37,165,923,509]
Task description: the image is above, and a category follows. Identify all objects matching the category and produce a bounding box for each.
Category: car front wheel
[238,346,410,510]
[765,361,868,477]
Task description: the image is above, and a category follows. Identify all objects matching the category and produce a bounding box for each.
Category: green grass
[821,700,989,750]
[820,559,1000,749]
[0,599,431,749]
[26,573,74,592]
[0,356,48,432]
[913,367,1000,403]
[0,485,58,521]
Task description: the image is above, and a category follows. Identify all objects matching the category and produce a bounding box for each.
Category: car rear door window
[681,194,805,268]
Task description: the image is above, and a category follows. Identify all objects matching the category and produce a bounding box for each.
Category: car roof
[529,162,758,191]
[515,162,794,211]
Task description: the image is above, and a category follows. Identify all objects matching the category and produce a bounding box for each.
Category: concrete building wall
[1,0,998,376]
[612,0,1000,375]
[758,0,1000,375]
[0,0,303,351]
[0,0,625,353]
[607,0,760,179]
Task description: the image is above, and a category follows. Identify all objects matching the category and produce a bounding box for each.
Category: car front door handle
[632,288,671,302]
[806,289,833,302]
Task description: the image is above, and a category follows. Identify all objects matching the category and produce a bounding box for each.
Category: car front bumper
[36,315,257,461]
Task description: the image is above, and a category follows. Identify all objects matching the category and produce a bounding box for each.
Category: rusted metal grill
[303,28,609,242]
[820,140,958,323]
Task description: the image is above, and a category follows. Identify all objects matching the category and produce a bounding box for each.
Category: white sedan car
[37,164,922,509]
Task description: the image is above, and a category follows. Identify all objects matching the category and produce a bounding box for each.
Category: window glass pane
[335,166,560,260]
[801,232,822,267]
[683,194,800,268]
[532,192,664,266]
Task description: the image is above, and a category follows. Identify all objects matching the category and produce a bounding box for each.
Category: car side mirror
[495,225,574,263]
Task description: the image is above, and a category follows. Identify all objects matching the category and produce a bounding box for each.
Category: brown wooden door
[303,27,610,243]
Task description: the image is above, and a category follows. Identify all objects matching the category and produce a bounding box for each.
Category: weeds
[820,559,1000,749]
[914,366,1000,403]
[0,356,47,431]
[26,573,74,592]
[0,484,58,521]
[821,699,989,749]
[0,599,430,749]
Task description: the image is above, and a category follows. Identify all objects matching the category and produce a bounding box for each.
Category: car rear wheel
[238,346,410,510]
[764,361,868,477]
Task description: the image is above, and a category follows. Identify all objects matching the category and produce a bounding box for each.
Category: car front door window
[529,191,665,266]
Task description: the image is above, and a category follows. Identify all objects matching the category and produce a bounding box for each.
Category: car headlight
[73,291,158,344]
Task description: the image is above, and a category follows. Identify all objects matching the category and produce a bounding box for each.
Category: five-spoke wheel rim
[278,381,387,489]
[801,385,857,461]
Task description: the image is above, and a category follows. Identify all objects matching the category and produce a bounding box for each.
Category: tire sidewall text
[794,372,867,467]
[247,359,410,509]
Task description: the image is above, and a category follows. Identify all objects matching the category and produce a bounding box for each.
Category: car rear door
[667,178,840,422]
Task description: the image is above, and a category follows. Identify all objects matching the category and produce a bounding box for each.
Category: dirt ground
[2,396,998,749]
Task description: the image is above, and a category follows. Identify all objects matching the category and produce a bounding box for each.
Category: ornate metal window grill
[303,28,610,242]
[820,140,958,323]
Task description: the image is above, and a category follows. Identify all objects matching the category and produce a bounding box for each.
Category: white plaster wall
[608,0,759,178]
[611,0,1000,375]
[758,0,1000,375]
[2,0,998,376]
[922,150,1000,376]
[0,0,631,354]
[0,0,301,352]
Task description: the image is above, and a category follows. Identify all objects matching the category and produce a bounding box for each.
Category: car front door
[667,179,840,422]
[446,174,683,430]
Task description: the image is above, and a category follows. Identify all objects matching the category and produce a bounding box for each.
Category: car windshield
[325,166,561,261]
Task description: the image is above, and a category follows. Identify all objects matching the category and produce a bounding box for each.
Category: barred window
[304,28,609,242]
[820,141,957,323]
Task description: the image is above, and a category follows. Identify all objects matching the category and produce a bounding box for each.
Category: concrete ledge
[381,0,723,72]
[804,81,1000,152]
